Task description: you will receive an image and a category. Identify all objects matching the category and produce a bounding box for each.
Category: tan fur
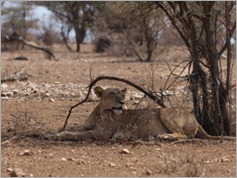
[48,86,235,141]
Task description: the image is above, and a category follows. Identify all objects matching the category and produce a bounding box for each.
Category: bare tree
[1,1,39,40]
[95,2,167,61]
[155,2,236,135]
[33,2,96,52]
[125,7,159,62]
[39,22,62,46]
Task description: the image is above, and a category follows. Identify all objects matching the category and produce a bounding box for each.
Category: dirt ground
[1,45,236,177]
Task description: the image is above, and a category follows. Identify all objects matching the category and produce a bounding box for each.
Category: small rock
[29,173,34,177]
[61,157,67,161]
[45,153,53,158]
[121,148,130,154]
[45,93,50,97]
[4,91,14,97]
[108,162,116,167]
[54,81,61,84]
[203,160,210,164]
[12,89,20,94]
[77,160,86,165]
[19,149,33,156]
[220,156,231,163]
[67,158,75,161]
[7,167,14,172]
[1,83,8,90]
[146,169,152,175]
[1,96,9,100]
[162,90,174,96]
[49,98,55,102]
[125,163,131,167]
[8,168,26,177]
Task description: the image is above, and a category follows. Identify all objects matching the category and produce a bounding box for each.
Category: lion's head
[94,86,127,115]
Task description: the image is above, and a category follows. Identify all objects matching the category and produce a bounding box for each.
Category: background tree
[95,2,169,61]
[155,2,236,135]
[122,2,167,62]
[34,1,96,52]
[1,1,39,39]
[39,22,63,46]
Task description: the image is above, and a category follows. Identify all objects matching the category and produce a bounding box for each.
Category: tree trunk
[202,2,229,135]
[74,24,86,52]
[155,1,234,136]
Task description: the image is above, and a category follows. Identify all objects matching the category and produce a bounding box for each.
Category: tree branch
[2,32,57,60]
[60,75,166,131]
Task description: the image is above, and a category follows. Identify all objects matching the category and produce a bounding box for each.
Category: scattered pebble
[203,160,210,164]
[220,156,231,163]
[7,167,14,172]
[146,169,152,175]
[1,81,85,100]
[77,160,86,165]
[1,81,186,101]
[108,162,116,167]
[67,158,75,161]
[1,83,9,90]
[121,148,130,154]
[49,98,55,102]
[45,93,50,97]
[8,167,26,177]
[61,157,67,161]
[19,149,33,156]
[45,153,53,159]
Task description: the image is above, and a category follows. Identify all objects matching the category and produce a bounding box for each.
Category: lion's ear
[94,86,104,98]
[121,88,127,94]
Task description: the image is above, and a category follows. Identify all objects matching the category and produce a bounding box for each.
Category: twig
[164,60,191,90]
[60,75,166,131]
[1,135,21,145]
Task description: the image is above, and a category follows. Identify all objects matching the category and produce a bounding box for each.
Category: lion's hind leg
[157,132,187,141]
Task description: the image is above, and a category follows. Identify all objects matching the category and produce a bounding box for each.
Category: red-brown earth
[1,45,236,177]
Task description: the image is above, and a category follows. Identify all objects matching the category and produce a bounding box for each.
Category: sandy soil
[1,45,236,177]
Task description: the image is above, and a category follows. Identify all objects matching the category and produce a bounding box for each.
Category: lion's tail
[197,124,236,141]
[197,124,213,139]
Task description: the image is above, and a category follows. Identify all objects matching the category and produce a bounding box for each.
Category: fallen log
[2,32,58,60]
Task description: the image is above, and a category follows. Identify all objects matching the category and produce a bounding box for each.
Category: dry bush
[131,62,193,111]
[1,102,50,143]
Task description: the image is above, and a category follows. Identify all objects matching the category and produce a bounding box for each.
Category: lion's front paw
[44,131,68,141]
[44,133,58,141]
[157,133,177,141]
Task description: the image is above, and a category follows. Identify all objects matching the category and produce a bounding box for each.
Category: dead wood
[1,68,29,83]
[10,56,29,61]
[1,32,57,60]
[60,75,166,131]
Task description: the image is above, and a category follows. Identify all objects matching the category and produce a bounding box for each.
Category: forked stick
[60,75,166,131]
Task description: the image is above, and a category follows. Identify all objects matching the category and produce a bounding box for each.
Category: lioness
[47,86,235,141]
